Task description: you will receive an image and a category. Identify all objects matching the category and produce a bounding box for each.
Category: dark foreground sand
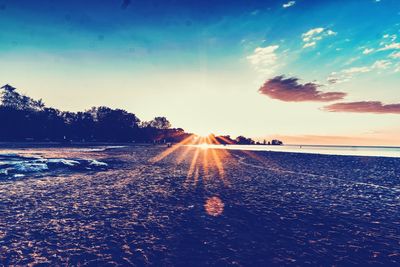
[0,145,400,266]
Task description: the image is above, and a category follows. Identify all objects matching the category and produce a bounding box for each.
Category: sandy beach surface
[0,145,400,266]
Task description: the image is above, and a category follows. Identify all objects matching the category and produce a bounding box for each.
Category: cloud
[326,30,336,36]
[395,63,400,73]
[378,42,400,51]
[324,101,400,114]
[342,66,371,74]
[362,48,374,54]
[361,34,398,55]
[328,59,393,84]
[301,27,337,48]
[383,34,397,42]
[371,59,392,69]
[283,1,296,8]
[259,75,346,102]
[303,41,316,48]
[247,45,279,75]
[302,28,324,42]
[389,52,400,59]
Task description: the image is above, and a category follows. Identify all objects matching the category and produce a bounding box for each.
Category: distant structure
[256,139,283,146]
[262,139,283,146]
[271,139,283,145]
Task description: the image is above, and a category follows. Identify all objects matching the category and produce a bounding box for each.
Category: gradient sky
[1,0,400,145]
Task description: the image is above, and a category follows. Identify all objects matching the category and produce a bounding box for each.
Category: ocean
[193,144,400,158]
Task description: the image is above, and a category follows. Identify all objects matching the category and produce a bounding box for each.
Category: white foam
[47,159,80,167]
[13,162,49,173]
[89,160,108,167]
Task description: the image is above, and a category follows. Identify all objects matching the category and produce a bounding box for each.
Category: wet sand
[0,145,400,266]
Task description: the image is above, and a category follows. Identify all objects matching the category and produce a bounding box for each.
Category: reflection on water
[204,196,224,217]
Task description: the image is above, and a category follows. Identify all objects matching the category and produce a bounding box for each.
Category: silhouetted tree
[147,117,171,129]
[235,136,255,145]
[0,84,260,144]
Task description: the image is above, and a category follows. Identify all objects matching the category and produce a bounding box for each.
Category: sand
[0,145,399,266]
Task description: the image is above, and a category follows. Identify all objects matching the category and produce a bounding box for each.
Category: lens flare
[204,196,224,217]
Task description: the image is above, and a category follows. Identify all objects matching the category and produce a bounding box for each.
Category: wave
[0,153,109,179]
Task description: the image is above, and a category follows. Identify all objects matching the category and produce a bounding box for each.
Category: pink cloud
[259,76,346,102]
[324,101,400,114]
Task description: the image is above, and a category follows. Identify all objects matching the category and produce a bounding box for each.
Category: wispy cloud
[394,63,400,72]
[328,59,393,84]
[377,42,400,51]
[303,41,316,48]
[389,51,400,59]
[324,101,400,114]
[342,66,371,74]
[372,59,392,69]
[247,45,280,76]
[259,75,346,102]
[283,1,296,8]
[361,34,398,55]
[383,34,397,42]
[302,27,337,48]
[362,48,374,54]
[302,28,324,42]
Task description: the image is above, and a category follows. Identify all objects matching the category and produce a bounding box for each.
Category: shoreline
[0,142,157,149]
[1,142,400,159]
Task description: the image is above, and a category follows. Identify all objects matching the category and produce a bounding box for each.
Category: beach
[1,145,400,266]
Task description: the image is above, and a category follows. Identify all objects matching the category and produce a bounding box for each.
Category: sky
[0,0,400,145]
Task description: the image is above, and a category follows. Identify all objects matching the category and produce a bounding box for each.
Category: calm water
[194,144,400,158]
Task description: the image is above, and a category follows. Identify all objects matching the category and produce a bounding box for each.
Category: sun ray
[209,148,230,186]
[185,147,201,187]
[150,134,195,162]
[209,135,232,157]
[202,146,209,178]
[176,145,194,164]
[152,133,237,190]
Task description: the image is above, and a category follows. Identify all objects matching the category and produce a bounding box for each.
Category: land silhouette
[0,84,282,145]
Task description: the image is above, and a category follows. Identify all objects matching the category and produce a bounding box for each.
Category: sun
[150,133,231,183]
[198,143,210,150]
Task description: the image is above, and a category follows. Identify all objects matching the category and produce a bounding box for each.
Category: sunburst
[151,134,233,187]
[150,133,239,217]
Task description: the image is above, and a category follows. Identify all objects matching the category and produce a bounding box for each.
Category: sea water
[196,144,400,158]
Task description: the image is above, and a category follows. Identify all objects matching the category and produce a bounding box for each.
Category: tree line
[0,84,282,145]
[0,84,189,143]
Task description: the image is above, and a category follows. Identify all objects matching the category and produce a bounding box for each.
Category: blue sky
[1,0,400,145]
